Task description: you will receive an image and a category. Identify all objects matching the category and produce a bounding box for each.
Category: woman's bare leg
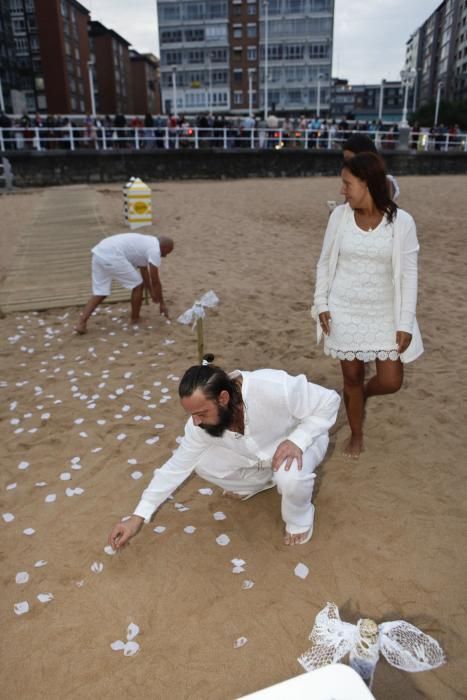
[74,295,106,334]
[340,359,365,458]
[365,358,403,398]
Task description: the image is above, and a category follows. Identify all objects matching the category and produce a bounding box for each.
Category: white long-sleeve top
[133,369,340,522]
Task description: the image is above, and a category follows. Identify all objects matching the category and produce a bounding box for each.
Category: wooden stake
[196,316,204,363]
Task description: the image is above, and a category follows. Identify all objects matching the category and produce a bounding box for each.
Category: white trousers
[194,434,328,535]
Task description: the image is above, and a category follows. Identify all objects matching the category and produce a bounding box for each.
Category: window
[159,4,180,20]
[247,46,257,61]
[284,45,304,60]
[233,4,242,15]
[211,48,227,62]
[185,28,204,42]
[247,4,256,14]
[212,70,228,84]
[233,69,243,82]
[285,0,304,12]
[309,43,330,59]
[184,3,205,20]
[247,23,257,37]
[188,50,205,64]
[207,1,227,19]
[285,89,303,103]
[233,25,242,38]
[161,30,182,43]
[163,50,182,65]
[206,25,227,40]
[234,91,243,104]
[233,46,243,60]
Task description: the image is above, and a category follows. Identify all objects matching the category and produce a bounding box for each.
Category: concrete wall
[4,149,467,188]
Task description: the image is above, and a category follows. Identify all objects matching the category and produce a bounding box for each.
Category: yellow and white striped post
[123,177,152,229]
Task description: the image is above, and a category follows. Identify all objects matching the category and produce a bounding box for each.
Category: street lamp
[171,65,178,117]
[207,52,213,117]
[87,60,96,117]
[378,79,385,121]
[434,80,443,127]
[248,68,254,117]
[263,0,269,120]
[399,68,416,127]
[316,73,323,118]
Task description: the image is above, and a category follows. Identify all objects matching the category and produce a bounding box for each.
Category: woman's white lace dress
[324,213,399,362]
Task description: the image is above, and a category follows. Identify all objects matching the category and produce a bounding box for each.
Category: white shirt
[133,369,340,522]
[92,233,161,268]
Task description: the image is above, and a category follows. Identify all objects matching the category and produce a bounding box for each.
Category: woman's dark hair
[179,359,243,410]
[342,152,398,223]
[342,134,377,155]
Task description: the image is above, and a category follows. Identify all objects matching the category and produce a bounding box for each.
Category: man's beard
[199,401,234,437]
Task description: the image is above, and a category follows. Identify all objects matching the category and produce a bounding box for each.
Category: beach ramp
[0,185,130,313]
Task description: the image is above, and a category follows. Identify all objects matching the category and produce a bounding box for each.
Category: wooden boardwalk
[0,186,130,313]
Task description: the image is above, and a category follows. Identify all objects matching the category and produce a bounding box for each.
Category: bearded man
[109,362,340,548]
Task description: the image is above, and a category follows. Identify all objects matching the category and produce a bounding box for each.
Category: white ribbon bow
[177,290,219,328]
[298,602,445,686]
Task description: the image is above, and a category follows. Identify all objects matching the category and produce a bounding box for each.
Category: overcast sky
[81,0,441,84]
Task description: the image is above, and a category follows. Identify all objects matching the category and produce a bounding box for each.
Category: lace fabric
[324,348,400,362]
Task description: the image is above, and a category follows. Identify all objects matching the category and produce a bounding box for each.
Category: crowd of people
[0,109,464,152]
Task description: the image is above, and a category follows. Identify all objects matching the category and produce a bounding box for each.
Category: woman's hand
[396,331,412,354]
[108,515,143,551]
[318,311,331,335]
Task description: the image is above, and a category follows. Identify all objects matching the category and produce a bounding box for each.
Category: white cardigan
[313,203,423,363]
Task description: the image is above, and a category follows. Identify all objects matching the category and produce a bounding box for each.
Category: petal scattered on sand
[145,436,159,445]
[127,458,138,465]
[34,560,47,567]
[45,494,57,503]
[110,640,125,651]
[154,526,166,533]
[232,566,245,574]
[294,562,309,580]
[213,512,226,521]
[3,512,15,522]
[35,481,47,487]
[6,483,17,490]
[15,571,30,584]
[116,433,127,441]
[91,561,104,573]
[234,637,248,648]
[37,593,54,603]
[155,423,165,429]
[231,558,245,567]
[184,526,196,534]
[60,472,71,481]
[127,623,140,641]
[14,601,30,616]
[241,580,255,590]
[18,461,30,470]
[216,534,230,546]
[104,545,116,556]
[23,528,35,536]
[198,488,213,495]
[131,471,143,480]
[123,641,140,656]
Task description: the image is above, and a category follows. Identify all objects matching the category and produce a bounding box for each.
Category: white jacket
[313,203,423,363]
[133,369,340,521]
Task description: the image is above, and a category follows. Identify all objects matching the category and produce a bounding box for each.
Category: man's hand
[272,439,303,471]
[159,301,169,318]
[396,330,412,354]
[108,515,143,551]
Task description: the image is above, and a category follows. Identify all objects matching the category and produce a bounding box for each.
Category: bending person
[313,152,423,458]
[109,363,340,549]
[75,233,174,334]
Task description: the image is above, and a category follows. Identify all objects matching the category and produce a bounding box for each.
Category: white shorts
[91,254,142,296]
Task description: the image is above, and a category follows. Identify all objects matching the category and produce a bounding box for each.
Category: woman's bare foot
[342,435,364,458]
[73,322,87,335]
[284,528,312,545]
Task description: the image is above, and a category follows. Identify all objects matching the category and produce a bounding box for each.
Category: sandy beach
[1,175,466,699]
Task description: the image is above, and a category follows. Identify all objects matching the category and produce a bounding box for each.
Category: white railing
[0,125,466,153]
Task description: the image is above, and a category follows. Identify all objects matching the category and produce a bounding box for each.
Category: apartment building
[0,0,20,113]
[89,21,131,115]
[157,0,334,116]
[405,0,467,108]
[331,79,403,122]
[8,0,91,114]
[130,51,162,115]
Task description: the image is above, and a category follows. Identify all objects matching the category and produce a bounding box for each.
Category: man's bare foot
[284,528,312,546]
[223,490,245,500]
[342,435,364,458]
[73,323,87,335]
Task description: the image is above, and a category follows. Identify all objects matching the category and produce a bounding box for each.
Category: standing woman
[313,153,423,458]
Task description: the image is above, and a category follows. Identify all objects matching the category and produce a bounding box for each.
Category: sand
[1,176,466,699]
